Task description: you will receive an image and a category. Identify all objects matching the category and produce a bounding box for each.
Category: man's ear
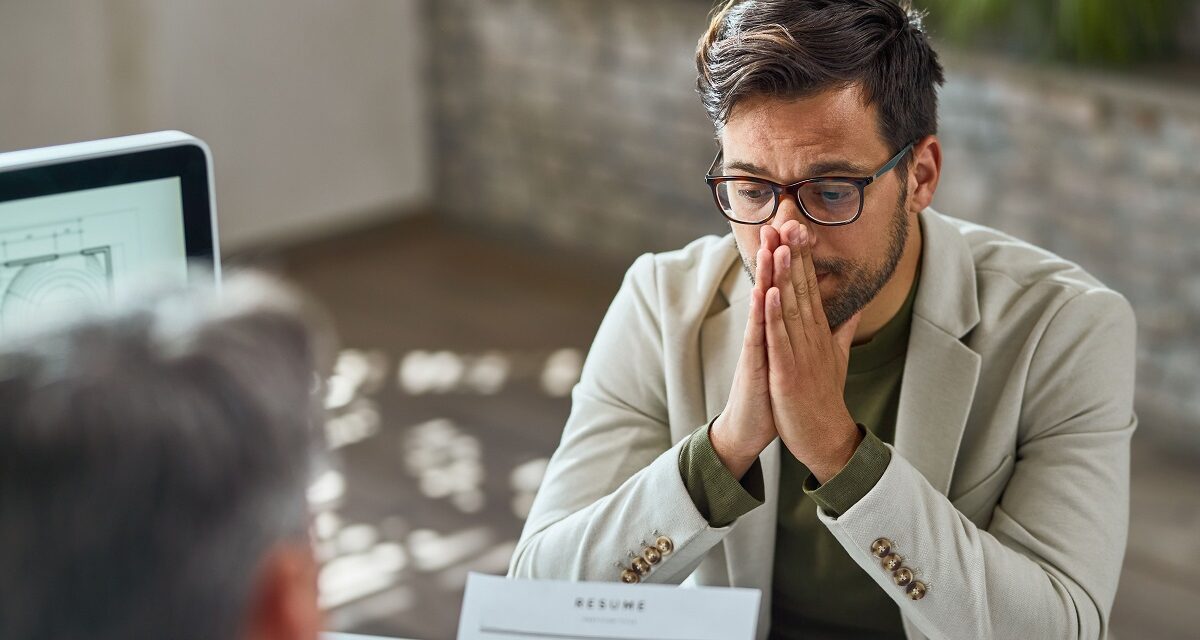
[242,541,323,640]
[907,135,942,214]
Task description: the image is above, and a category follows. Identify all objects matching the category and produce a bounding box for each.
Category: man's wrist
[806,418,863,484]
[803,426,891,517]
[709,414,765,480]
[679,423,765,526]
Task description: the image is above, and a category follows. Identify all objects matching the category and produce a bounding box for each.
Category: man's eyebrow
[723,159,772,176]
[722,158,873,180]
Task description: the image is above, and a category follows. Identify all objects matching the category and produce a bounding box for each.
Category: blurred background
[1,0,1197,638]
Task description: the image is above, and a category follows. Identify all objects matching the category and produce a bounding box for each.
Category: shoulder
[935,212,1132,321]
[624,234,741,308]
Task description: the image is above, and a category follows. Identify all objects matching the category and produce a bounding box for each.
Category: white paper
[457,573,761,640]
[325,634,415,640]
[324,629,412,633]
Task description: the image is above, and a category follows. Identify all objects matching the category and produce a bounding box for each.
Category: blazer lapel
[701,317,739,419]
[894,209,983,495]
[894,318,981,495]
[700,251,750,420]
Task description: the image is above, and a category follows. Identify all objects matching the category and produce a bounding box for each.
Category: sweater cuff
[803,425,891,518]
[677,418,765,527]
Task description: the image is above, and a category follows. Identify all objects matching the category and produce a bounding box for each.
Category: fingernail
[797,226,808,246]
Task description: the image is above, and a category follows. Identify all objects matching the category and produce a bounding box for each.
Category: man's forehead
[718,90,883,178]
[725,87,873,134]
[720,153,872,181]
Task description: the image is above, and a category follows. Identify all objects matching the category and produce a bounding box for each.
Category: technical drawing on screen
[0,178,188,335]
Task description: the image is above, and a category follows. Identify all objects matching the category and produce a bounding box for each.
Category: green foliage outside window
[916,0,1186,66]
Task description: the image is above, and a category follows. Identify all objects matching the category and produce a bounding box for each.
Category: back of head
[696,0,945,164]
[0,273,325,640]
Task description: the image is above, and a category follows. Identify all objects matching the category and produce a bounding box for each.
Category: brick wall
[430,0,1200,451]
[431,0,726,257]
[935,58,1200,450]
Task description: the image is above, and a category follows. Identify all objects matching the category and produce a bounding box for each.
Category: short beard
[739,190,910,329]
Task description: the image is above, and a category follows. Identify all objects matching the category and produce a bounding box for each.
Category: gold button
[620,569,640,584]
[907,581,927,600]
[892,567,914,587]
[655,536,674,555]
[643,546,662,565]
[881,553,904,572]
[632,557,651,575]
[871,538,893,558]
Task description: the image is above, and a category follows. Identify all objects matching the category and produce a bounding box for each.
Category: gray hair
[0,272,329,640]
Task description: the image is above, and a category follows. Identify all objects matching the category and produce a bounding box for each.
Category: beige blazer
[509,209,1136,640]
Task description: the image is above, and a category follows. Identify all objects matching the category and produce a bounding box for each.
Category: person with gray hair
[0,273,329,640]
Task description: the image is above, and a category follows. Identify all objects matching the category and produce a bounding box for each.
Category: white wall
[0,0,429,251]
[0,1,122,148]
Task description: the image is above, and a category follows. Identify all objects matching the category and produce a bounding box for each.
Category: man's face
[719,87,913,328]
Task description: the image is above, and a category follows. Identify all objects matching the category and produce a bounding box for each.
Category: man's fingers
[744,228,775,372]
[764,287,796,377]
[773,245,809,332]
[776,240,814,334]
[756,224,776,291]
[756,245,773,294]
[832,309,864,359]
[743,287,767,351]
[795,226,827,330]
[762,225,780,255]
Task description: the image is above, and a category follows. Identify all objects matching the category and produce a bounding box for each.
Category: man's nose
[770,194,817,247]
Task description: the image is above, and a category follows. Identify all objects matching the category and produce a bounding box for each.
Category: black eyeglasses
[704,143,913,226]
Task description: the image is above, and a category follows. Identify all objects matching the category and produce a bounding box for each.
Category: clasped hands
[711,220,863,485]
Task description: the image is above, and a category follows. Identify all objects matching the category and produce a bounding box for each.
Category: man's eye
[737,189,771,201]
[821,190,849,201]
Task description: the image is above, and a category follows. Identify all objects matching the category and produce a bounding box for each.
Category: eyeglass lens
[714,179,861,224]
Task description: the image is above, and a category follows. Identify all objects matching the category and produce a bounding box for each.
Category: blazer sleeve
[817,288,1136,640]
[507,253,743,584]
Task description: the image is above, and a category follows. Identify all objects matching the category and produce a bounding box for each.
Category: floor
[265,214,1199,640]
[270,215,627,639]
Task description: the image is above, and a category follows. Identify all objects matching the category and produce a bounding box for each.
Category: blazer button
[871,538,893,558]
[655,536,674,555]
[620,569,640,584]
[906,581,927,600]
[892,567,914,587]
[632,557,652,575]
[881,554,904,572]
[642,546,662,565]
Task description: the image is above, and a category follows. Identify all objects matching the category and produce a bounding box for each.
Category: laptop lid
[0,131,219,333]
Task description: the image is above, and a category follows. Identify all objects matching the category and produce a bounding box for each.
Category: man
[0,274,328,640]
[509,1,1136,639]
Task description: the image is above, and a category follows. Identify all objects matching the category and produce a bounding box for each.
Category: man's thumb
[833,310,863,356]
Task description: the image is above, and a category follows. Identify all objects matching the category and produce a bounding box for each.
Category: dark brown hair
[696,0,945,166]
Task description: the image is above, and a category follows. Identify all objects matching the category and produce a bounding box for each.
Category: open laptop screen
[0,132,218,334]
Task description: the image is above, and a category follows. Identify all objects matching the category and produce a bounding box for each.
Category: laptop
[0,131,219,334]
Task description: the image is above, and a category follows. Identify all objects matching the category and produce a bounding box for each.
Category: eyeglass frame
[704,142,914,226]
